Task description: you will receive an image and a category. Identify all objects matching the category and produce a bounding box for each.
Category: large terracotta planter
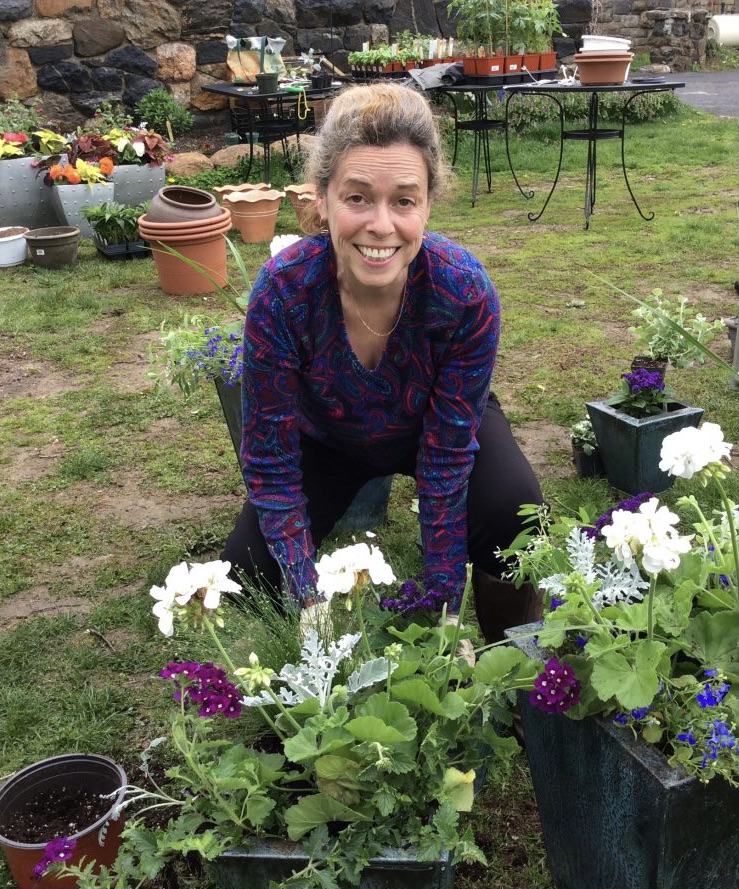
[139,205,232,295]
[136,206,233,237]
[50,181,115,238]
[112,163,166,207]
[507,626,739,889]
[0,753,126,889]
[0,156,57,229]
[574,52,634,86]
[222,189,285,243]
[213,182,271,201]
[586,399,703,495]
[146,185,220,223]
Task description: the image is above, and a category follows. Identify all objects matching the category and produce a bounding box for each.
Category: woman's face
[315,143,430,296]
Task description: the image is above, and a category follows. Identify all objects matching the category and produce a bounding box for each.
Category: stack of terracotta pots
[138,186,232,295]
[574,35,633,86]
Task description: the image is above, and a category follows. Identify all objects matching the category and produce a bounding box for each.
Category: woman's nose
[366,201,394,236]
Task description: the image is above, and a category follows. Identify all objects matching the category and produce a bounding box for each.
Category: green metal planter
[586,399,704,495]
[214,379,392,532]
[212,841,453,889]
[507,624,739,889]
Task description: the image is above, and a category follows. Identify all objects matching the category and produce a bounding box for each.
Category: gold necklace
[352,284,408,338]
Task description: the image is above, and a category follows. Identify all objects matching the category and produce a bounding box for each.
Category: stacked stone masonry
[1,0,737,126]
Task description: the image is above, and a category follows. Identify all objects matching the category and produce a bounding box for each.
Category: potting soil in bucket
[0,753,126,889]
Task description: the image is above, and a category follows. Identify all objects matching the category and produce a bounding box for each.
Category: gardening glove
[440,613,476,668]
[299,598,332,643]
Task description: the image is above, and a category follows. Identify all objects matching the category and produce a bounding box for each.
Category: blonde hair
[301,81,446,233]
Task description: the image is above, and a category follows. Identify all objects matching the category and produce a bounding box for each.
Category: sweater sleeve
[416,261,499,611]
[239,264,317,602]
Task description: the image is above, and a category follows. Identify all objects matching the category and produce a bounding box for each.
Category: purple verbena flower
[586,491,653,540]
[33,836,77,879]
[529,658,581,714]
[380,576,447,613]
[550,597,564,611]
[631,707,649,720]
[159,660,242,718]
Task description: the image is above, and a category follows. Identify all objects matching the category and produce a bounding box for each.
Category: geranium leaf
[590,641,665,709]
[345,714,414,743]
[391,678,445,715]
[284,793,370,840]
[314,755,362,786]
[347,692,417,742]
[474,646,530,684]
[684,610,739,671]
[441,767,476,812]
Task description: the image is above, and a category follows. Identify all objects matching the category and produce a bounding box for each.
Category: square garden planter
[586,399,704,495]
[211,841,453,889]
[507,624,739,889]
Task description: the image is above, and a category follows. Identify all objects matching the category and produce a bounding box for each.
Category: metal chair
[230,95,301,183]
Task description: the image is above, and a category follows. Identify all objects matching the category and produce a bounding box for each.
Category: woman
[222,81,543,640]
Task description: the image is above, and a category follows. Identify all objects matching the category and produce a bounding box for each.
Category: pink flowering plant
[50,547,538,888]
[502,422,738,785]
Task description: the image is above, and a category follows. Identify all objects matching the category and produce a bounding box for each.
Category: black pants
[221,393,543,593]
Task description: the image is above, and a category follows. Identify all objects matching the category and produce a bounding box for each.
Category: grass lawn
[0,97,736,888]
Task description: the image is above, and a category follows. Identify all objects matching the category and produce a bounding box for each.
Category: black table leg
[620,90,657,221]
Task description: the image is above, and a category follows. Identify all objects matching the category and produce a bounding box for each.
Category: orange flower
[48,163,63,180]
[99,157,114,175]
[64,167,82,184]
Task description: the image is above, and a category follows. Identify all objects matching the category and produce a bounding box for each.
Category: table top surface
[201,81,343,100]
[504,79,685,94]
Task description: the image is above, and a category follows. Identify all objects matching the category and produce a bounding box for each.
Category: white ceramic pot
[0,226,29,267]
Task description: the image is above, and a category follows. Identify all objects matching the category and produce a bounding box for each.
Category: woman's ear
[314,192,327,225]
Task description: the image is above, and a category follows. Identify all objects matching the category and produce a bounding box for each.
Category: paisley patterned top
[241,231,500,607]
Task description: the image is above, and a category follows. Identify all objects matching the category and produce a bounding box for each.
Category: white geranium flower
[659,422,732,479]
[188,559,242,610]
[269,234,301,257]
[316,543,395,601]
[162,561,196,604]
[603,498,692,576]
[225,34,239,50]
[150,585,176,636]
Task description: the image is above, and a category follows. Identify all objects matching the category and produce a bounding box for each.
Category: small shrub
[0,96,43,133]
[90,98,133,131]
[135,88,193,138]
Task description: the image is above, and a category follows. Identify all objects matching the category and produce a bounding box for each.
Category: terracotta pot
[285,183,316,226]
[146,215,231,295]
[24,226,80,269]
[137,206,232,237]
[222,189,285,243]
[539,50,557,71]
[0,226,29,267]
[0,753,126,889]
[146,185,220,223]
[574,52,634,86]
[474,55,505,76]
[213,182,271,201]
[504,54,523,74]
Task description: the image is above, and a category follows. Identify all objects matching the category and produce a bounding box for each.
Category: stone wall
[583,0,739,70]
[2,1,737,127]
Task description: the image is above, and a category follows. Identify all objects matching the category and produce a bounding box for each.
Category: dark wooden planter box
[212,842,453,889]
[507,624,739,889]
[586,399,703,495]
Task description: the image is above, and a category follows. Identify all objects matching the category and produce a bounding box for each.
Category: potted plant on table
[586,366,704,495]
[501,420,738,888]
[83,200,150,260]
[447,0,506,77]
[46,550,536,889]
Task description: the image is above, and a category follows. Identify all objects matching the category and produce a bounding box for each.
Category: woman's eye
[397,197,416,208]
[346,194,365,204]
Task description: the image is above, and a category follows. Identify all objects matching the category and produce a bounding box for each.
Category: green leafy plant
[49,551,537,888]
[629,289,724,368]
[502,421,738,786]
[82,200,148,245]
[134,88,193,140]
[103,127,170,166]
[570,417,597,455]
[89,98,133,131]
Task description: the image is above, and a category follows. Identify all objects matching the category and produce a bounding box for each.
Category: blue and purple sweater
[241,231,500,608]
